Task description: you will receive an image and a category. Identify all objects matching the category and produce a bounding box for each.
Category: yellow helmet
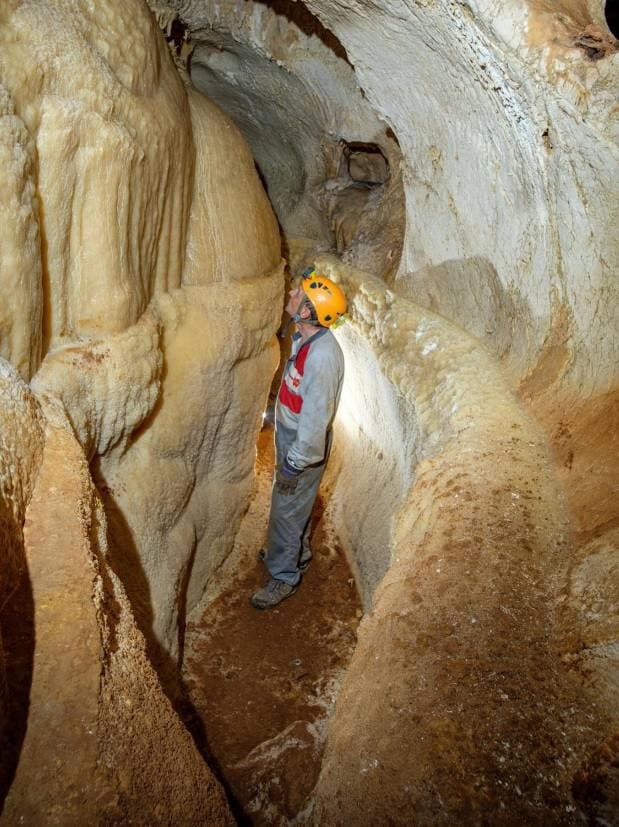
[301,269,347,327]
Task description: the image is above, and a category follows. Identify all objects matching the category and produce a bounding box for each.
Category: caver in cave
[252,269,347,610]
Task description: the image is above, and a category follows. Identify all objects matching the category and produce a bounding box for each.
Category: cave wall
[300,0,618,392]
[2,419,233,823]
[0,0,282,817]
[173,0,617,390]
[154,0,616,817]
[183,87,281,284]
[312,256,614,824]
[0,0,195,357]
[0,361,44,767]
[298,4,616,815]
[0,95,42,381]
[1,0,283,672]
[182,0,406,280]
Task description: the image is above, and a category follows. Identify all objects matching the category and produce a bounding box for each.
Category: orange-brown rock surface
[2,423,233,824]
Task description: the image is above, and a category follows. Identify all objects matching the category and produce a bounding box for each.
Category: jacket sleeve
[284,347,341,471]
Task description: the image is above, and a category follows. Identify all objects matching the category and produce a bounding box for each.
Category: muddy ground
[183,426,362,824]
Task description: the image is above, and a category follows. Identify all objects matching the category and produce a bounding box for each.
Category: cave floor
[183,427,362,824]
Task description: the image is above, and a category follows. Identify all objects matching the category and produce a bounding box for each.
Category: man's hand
[276,464,300,495]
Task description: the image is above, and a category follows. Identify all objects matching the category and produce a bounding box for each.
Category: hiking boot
[250,578,297,610]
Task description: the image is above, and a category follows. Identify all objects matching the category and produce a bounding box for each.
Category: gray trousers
[265,423,331,586]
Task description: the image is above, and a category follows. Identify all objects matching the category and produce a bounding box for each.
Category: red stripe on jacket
[279,340,311,415]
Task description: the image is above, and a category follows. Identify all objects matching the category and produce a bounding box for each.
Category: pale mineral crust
[309,258,610,825]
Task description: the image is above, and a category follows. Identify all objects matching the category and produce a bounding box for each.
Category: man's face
[285,284,306,318]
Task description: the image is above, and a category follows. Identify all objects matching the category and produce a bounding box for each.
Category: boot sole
[250,586,297,610]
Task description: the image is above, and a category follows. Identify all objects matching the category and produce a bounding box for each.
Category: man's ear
[299,301,312,320]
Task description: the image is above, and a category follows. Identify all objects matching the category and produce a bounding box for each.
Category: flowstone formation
[0,0,281,820]
[0,0,617,823]
[310,257,613,824]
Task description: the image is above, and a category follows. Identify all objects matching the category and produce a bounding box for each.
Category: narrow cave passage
[184,0,406,282]
[182,422,362,822]
[0,0,616,823]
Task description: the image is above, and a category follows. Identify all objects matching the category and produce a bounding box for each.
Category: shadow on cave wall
[394,256,531,369]
[0,529,34,813]
[88,459,235,808]
[91,472,180,696]
[254,0,350,62]
[93,486,250,822]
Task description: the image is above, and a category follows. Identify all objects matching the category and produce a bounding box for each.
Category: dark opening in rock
[342,142,389,186]
[605,0,619,38]
[166,17,189,55]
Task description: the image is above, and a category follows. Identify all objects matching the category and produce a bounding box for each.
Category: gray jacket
[276,327,344,472]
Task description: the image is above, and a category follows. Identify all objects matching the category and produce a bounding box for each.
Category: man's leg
[299,429,331,572]
[264,460,324,585]
[256,471,320,571]
[299,519,313,573]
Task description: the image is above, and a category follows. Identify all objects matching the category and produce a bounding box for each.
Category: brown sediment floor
[183,426,362,824]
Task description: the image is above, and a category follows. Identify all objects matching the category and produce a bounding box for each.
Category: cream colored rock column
[312,258,604,824]
[0,91,42,381]
[0,0,195,350]
[89,86,284,671]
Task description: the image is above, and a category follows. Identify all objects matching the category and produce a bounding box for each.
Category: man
[251,267,347,610]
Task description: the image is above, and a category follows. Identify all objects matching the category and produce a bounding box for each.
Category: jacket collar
[292,326,328,346]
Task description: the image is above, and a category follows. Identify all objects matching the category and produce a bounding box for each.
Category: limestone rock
[4,0,284,682]
[0,360,44,763]
[0,0,616,821]
[181,0,618,390]
[2,424,232,824]
[0,0,283,816]
[347,149,389,184]
[31,311,162,461]
[311,256,608,824]
[185,0,405,281]
[183,88,281,284]
[0,361,44,594]
[96,273,283,673]
[0,90,42,381]
[0,0,194,350]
